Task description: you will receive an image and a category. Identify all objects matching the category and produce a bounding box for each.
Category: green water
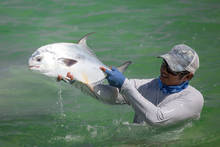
[0,0,220,146]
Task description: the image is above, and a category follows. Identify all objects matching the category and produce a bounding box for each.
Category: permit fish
[28,33,131,98]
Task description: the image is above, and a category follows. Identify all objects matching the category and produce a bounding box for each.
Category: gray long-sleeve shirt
[92,78,204,126]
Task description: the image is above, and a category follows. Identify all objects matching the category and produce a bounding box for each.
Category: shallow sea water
[0,0,220,146]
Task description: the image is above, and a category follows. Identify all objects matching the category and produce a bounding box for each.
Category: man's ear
[181,72,194,82]
[186,73,194,81]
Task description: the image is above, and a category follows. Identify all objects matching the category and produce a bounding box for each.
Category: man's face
[160,60,191,86]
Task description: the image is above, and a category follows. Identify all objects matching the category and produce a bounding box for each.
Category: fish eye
[36,56,42,62]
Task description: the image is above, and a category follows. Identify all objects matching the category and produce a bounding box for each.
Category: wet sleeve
[120,79,203,126]
[90,79,151,105]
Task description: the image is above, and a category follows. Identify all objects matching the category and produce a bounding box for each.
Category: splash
[57,83,66,117]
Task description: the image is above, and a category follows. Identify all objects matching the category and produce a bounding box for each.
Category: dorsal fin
[77,32,96,57]
[77,32,95,46]
[117,61,132,73]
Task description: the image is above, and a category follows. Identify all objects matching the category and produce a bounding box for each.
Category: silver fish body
[28,33,131,99]
[29,36,109,85]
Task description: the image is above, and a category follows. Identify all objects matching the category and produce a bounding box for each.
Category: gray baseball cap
[158,44,199,74]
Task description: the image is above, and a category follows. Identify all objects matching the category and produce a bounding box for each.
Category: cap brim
[158,54,185,72]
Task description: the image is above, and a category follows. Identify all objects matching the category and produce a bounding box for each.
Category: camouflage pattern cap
[158,44,199,74]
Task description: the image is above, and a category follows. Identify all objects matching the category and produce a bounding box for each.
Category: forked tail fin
[91,61,132,87]
[117,61,132,73]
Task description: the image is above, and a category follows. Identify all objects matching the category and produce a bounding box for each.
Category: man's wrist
[120,78,129,92]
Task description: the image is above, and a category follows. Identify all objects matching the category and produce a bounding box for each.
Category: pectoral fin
[58,58,77,67]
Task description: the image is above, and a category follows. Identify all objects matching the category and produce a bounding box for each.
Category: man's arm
[120,79,203,126]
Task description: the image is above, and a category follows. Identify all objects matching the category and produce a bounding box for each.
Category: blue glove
[100,66,125,88]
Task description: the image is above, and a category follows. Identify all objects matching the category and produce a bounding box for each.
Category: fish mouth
[28,65,40,69]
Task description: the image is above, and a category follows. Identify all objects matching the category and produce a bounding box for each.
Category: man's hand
[100,66,125,89]
[66,72,74,81]
[57,74,63,82]
[57,72,74,83]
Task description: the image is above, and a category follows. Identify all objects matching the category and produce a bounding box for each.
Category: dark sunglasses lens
[162,60,178,76]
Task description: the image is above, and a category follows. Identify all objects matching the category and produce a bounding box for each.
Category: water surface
[0,0,219,146]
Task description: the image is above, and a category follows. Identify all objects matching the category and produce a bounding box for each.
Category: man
[99,44,204,126]
[63,44,204,126]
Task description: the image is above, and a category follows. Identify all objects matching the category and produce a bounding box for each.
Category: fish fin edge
[77,32,97,58]
[77,32,96,45]
[58,58,77,67]
[117,61,132,73]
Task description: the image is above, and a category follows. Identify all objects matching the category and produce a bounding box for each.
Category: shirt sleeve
[90,78,153,105]
[120,78,203,126]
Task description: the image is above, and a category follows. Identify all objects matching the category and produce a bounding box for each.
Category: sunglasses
[161,60,188,76]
